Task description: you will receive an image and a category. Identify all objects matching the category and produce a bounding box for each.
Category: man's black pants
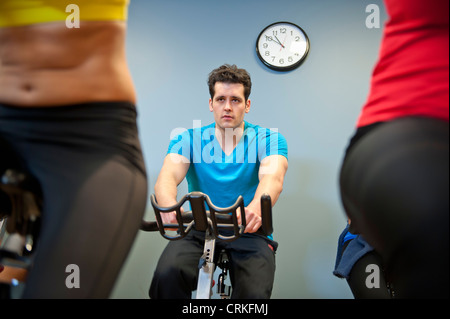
[149,229,277,299]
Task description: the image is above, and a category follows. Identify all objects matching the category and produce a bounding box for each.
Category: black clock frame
[256,21,310,72]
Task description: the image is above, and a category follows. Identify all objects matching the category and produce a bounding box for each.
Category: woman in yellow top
[0,0,148,298]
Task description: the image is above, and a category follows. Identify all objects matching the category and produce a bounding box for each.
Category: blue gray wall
[111,0,387,299]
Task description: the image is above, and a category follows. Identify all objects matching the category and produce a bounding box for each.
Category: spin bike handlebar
[141,192,273,242]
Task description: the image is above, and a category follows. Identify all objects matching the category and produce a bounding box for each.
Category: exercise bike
[0,169,42,299]
[140,191,273,299]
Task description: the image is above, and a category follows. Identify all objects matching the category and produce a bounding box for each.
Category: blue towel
[333,224,374,279]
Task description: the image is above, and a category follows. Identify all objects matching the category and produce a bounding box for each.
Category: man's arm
[244,155,288,233]
[154,153,190,225]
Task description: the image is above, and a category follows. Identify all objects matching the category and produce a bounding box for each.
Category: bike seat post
[196,227,216,299]
[187,192,218,299]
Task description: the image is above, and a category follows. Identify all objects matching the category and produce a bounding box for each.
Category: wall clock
[256,22,310,72]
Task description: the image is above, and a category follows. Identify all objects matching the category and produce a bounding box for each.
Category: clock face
[256,22,310,71]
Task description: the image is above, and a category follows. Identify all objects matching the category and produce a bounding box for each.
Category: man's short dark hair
[208,64,252,101]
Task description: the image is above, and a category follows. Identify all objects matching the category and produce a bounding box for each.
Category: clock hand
[274,36,285,49]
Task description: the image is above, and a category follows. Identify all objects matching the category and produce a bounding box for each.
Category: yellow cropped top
[0,0,130,27]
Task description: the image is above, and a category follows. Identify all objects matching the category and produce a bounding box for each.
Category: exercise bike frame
[141,191,273,299]
[1,169,42,299]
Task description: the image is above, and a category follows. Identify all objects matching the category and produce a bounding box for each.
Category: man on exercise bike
[149,64,288,299]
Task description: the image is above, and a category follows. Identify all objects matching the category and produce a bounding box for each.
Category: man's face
[209,82,251,132]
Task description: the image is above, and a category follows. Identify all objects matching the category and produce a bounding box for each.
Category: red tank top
[357,0,449,127]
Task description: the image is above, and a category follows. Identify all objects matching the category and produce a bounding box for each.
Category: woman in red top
[339,0,448,298]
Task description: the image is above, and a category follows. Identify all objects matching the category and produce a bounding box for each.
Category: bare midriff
[0,21,136,107]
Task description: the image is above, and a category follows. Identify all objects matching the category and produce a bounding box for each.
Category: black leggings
[340,117,449,298]
[342,242,393,299]
[0,102,148,298]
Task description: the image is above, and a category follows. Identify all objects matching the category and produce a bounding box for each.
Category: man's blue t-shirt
[167,121,288,210]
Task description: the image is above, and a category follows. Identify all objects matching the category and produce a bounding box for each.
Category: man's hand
[158,206,185,231]
[237,207,262,234]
